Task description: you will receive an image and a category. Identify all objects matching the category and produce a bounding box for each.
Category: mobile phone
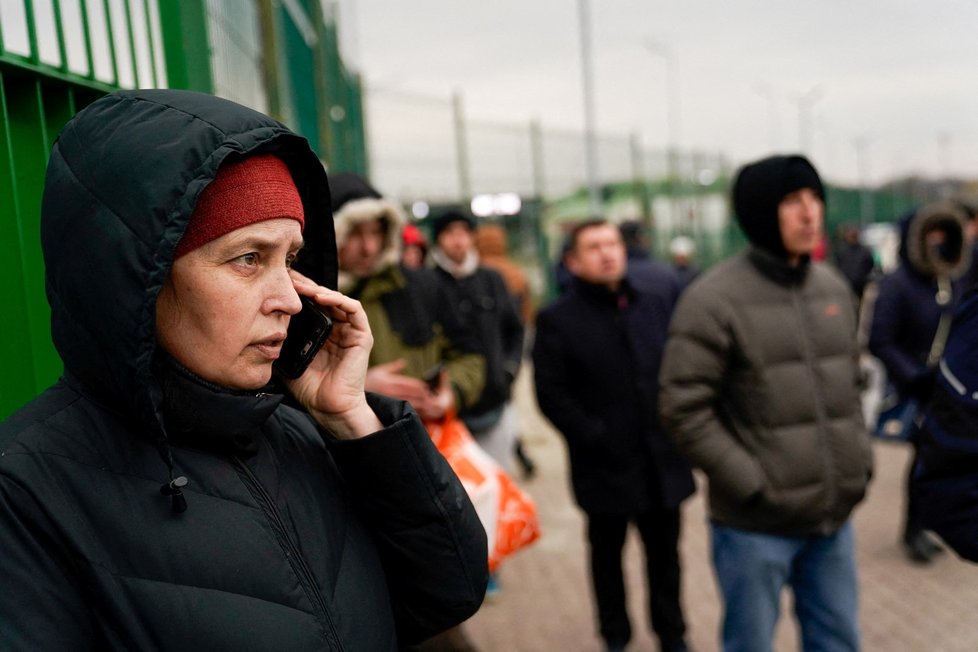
[422,363,444,392]
[274,296,333,379]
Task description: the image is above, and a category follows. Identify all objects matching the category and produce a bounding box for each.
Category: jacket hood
[732,154,824,257]
[898,200,971,279]
[42,89,336,428]
[328,172,405,289]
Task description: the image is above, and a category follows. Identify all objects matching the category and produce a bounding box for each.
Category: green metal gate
[1,0,369,420]
[0,0,171,420]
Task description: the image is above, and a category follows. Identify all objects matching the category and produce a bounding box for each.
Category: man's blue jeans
[711,520,860,652]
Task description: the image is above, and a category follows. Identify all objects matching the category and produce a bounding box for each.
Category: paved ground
[464,370,978,652]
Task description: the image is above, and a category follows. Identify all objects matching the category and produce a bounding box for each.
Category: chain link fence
[364,85,735,293]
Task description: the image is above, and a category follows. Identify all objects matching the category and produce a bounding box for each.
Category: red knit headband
[175,154,304,258]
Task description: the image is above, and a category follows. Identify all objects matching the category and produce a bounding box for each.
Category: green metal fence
[0,0,370,420]
[0,0,172,420]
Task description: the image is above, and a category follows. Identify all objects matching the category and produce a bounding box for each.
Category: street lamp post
[752,82,779,151]
[645,40,680,233]
[577,0,602,218]
[793,83,824,155]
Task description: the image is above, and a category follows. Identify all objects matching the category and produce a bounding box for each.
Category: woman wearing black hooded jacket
[0,89,487,650]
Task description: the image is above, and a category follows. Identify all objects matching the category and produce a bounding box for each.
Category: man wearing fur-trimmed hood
[869,199,971,563]
[322,172,485,426]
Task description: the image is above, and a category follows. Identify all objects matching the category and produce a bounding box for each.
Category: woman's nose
[266,268,303,315]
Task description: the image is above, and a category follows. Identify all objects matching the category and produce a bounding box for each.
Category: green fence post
[157,0,212,92]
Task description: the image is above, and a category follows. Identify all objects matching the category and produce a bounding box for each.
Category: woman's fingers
[289,271,370,332]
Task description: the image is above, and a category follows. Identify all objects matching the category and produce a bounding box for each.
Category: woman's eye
[233,252,259,266]
[286,252,298,268]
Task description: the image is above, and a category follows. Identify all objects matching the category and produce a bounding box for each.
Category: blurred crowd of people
[319,149,978,652]
[2,88,978,652]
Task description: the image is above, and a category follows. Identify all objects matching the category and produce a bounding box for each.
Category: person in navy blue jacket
[915,290,978,563]
[532,220,694,652]
[868,200,972,563]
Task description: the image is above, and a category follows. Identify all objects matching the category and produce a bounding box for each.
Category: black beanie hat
[432,209,475,239]
[327,171,382,213]
[732,154,824,256]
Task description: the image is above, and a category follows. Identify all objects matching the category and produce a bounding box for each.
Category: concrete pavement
[464,370,978,651]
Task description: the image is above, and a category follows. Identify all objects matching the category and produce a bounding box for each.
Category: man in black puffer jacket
[0,89,487,651]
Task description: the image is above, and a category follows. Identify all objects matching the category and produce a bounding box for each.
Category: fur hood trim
[906,200,971,280]
[333,195,406,288]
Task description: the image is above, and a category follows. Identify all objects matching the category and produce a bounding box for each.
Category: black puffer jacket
[0,90,487,650]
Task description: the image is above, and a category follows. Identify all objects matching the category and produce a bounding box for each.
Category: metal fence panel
[0,0,168,420]
[0,74,101,419]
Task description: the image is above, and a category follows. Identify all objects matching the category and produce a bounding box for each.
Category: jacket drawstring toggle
[160,475,189,513]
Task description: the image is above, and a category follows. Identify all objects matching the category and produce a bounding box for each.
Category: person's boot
[904,530,936,563]
[920,531,945,557]
[514,438,537,479]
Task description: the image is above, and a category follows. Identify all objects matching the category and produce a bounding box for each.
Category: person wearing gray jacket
[660,154,873,652]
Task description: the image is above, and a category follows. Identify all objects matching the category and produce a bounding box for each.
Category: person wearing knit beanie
[401,223,429,270]
[732,154,824,260]
[431,209,476,241]
[10,89,488,650]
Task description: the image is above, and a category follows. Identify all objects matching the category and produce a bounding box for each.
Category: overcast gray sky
[339,0,977,186]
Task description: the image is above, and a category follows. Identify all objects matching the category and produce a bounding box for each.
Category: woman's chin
[224,363,275,392]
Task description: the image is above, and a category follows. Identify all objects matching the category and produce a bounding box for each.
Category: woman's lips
[252,335,286,360]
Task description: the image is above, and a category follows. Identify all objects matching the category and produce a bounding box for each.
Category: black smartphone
[422,363,444,392]
[273,296,333,379]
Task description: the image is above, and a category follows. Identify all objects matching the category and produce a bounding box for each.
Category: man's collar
[747,246,811,285]
[431,247,479,278]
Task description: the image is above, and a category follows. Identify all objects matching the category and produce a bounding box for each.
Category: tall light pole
[792,83,824,155]
[752,82,779,151]
[577,0,602,217]
[644,41,679,174]
[937,131,951,178]
[645,40,680,230]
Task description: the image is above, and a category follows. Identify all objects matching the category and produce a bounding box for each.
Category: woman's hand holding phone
[284,271,382,439]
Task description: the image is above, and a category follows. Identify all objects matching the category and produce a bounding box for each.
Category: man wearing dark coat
[533,220,695,652]
[832,223,876,300]
[429,209,525,471]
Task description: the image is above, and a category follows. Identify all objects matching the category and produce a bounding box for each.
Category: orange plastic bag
[426,414,541,573]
